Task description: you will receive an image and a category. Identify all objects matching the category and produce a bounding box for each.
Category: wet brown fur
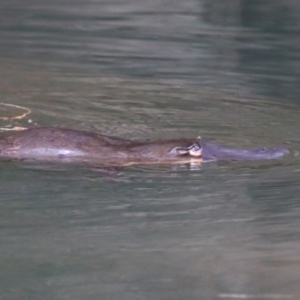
[0,128,201,166]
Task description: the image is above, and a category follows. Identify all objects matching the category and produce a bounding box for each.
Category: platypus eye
[169,144,202,157]
[169,147,189,156]
[187,144,202,157]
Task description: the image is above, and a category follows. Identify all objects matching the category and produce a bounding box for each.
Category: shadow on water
[0,0,300,299]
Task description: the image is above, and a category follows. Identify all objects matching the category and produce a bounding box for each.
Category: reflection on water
[1,0,300,103]
[0,0,300,299]
[1,160,300,300]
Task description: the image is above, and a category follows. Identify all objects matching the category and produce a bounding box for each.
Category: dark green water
[0,1,300,299]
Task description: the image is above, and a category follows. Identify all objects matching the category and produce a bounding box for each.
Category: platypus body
[0,127,289,166]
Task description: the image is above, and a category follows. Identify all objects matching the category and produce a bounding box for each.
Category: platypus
[0,127,289,166]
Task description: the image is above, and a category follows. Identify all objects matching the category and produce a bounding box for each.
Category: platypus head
[131,139,203,164]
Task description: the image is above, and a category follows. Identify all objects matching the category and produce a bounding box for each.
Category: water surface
[0,1,300,300]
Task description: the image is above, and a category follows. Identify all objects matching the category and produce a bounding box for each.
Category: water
[0,1,300,299]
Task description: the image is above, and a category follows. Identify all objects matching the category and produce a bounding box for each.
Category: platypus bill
[0,127,289,167]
